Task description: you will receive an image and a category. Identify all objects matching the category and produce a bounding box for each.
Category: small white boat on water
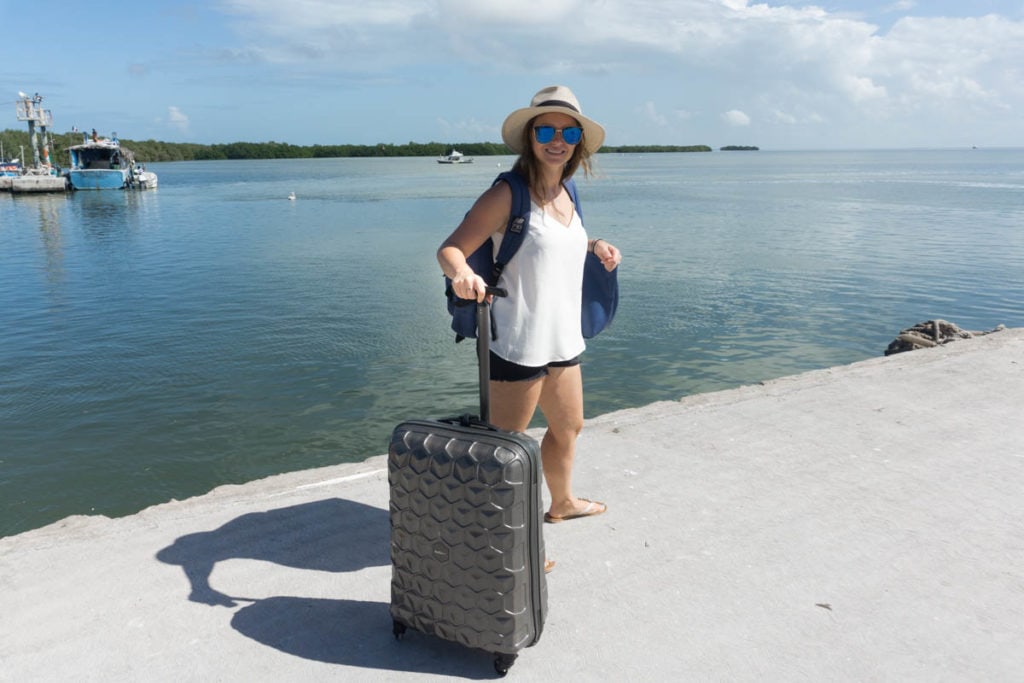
[134,165,158,189]
[437,150,473,164]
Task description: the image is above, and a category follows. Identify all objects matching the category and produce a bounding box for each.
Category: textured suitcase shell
[389,417,547,663]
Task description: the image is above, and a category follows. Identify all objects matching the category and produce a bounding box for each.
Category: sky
[3,0,1023,150]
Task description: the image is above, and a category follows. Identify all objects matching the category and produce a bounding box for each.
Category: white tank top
[490,201,588,367]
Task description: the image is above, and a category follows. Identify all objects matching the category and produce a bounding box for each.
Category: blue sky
[3,0,1022,149]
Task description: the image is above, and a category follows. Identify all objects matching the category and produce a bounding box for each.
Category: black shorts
[489,352,581,382]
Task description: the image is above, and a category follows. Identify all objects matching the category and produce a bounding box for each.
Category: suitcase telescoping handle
[476,286,507,422]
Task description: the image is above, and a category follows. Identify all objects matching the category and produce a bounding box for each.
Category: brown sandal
[544,498,607,523]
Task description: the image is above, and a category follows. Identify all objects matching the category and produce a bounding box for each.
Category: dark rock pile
[884,319,1005,356]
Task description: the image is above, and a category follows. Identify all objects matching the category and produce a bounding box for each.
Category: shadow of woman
[156,497,389,607]
[156,497,495,676]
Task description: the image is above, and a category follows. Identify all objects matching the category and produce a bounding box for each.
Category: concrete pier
[2,328,1022,681]
[6,174,67,193]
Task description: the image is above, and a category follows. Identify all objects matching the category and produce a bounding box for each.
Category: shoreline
[7,326,1018,543]
[3,328,1022,680]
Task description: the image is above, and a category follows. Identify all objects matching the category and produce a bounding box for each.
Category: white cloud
[840,74,887,102]
[437,116,494,140]
[436,0,578,24]
[723,110,751,127]
[884,1,916,12]
[212,0,1024,146]
[768,107,824,126]
[168,106,191,133]
[878,14,1019,112]
[218,1,1018,103]
[771,109,798,125]
[639,101,668,127]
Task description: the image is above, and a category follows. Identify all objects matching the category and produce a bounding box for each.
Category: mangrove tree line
[1,129,711,164]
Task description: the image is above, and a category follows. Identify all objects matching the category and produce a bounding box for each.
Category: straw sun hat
[501,85,605,156]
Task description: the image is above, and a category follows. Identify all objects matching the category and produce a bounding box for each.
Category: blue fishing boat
[67,133,157,190]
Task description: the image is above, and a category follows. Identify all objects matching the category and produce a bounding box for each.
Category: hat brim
[501,106,605,156]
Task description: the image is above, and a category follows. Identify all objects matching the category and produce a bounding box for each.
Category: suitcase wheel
[494,653,517,676]
[392,620,407,640]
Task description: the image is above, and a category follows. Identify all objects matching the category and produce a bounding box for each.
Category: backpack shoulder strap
[488,172,584,281]
[563,176,583,220]
[491,171,531,280]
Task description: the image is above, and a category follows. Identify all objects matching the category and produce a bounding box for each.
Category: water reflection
[67,191,139,239]
[6,193,71,294]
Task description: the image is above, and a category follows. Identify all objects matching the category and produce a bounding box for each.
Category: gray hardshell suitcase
[388,294,547,676]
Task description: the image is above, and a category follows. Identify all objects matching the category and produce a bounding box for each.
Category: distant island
[0,127,714,163]
[720,145,760,151]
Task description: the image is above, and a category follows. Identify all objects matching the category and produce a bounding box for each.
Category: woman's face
[530,112,581,168]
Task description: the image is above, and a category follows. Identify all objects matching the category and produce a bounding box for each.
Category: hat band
[536,99,581,114]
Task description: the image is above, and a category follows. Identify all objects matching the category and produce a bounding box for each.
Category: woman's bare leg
[488,376,543,433]
[489,366,605,520]
[537,365,604,519]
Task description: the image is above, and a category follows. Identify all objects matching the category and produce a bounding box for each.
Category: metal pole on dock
[9,91,66,193]
[15,92,53,170]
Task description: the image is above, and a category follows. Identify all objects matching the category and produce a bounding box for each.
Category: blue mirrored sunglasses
[533,125,583,145]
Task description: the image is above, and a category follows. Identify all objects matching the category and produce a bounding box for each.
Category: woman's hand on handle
[450,268,490,303]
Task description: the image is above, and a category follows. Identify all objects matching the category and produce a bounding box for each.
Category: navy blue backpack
[445,170,618,342]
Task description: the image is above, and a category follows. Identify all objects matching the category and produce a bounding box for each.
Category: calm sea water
[2,150,1022,537]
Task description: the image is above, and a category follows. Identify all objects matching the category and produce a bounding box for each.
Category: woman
[437,85,622,525]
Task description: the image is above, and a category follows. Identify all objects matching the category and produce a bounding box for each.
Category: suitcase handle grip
[451,286,507,307]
